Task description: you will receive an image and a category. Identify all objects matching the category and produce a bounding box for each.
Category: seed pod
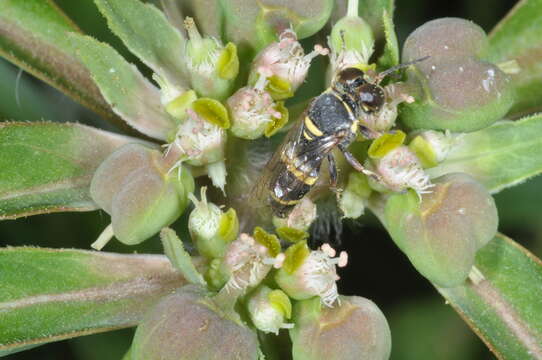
[290,296,392,360]
[132,285,259,360]
[90,143,194,245]
[384,172,498,287]
[246,285,293,334]
[221,0,333,52]
[188,187,239,259]
[401,57,514,132]
[275,242,347,307]
[402,17,489,74]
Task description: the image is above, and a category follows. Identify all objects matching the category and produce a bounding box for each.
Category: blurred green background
[1,0,539,359]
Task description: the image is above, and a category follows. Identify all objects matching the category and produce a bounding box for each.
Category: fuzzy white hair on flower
[253,29,329,89]
[377,146,434,197]
[300,244,348,307]
[223,234,282,293]
[184,17,222,77]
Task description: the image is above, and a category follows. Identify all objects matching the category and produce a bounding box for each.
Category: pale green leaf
[427,114,542,193]
[160,228,207,286]
[0,122,145,219]
[70,34,176,140]
[487,0,542,116]
[0,247,196,356]
[437,234,542,360]
[377,9,399,68]
[359,0,394,42]
[94,0,189,90]
[0,0,122,127]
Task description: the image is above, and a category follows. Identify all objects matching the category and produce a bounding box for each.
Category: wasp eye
[337,67,365,88]
[359,84,385,112]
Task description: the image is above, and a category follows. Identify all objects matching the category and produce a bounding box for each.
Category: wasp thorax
[290,296,392,360]
[131,285,259,360]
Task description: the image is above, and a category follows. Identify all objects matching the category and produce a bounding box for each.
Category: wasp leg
[339,144,382,182]
[327,154,338,191]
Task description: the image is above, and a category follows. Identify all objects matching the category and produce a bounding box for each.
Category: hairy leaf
[377,9,399,68]
[437,234,542,360]
[427,114,542,193]
[0,247,193,356]
[94,0,189,90]
[0,122,144,219]
[0,0,122,126]
[359,0,394,42]
[70,34,176,140]
[487,0,542,116]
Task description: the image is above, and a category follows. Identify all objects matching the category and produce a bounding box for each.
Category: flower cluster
[67,0,514,358]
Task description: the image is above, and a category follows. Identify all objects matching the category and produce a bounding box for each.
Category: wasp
[252,58,428,219]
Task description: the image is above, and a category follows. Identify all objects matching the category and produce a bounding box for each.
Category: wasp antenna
[376,55,430,83]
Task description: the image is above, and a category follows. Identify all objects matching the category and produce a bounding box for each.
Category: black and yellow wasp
[252,59,427,219]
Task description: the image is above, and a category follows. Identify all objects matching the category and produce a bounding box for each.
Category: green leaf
[436,234,542,360]
[160,227,207,286]
[0,247,196,356]
[377,9,399,68]
[70,34,176,140]
[358,0,394,42]
[487,0,542,116]
[94,0,189,90]
[0,122,145,220]
[0,0,122,127]
[426,114,542,193]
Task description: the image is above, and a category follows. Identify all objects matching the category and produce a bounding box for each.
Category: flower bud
[272,197,317,232]
[247,285,293,334]
[168,107,226,166]
[401,57,514,132]
[329,2,374,71]
[184,17,239,100]
[188,187,238,259]
[90,143,194,246]
[339,171,372,219]
[290,296,392,360]
[275,242,347,307]
[250,29,328,92]
[132,285,259,360]
[384,173,498,287]
[227,77,287,140]
[402,17,488,74]
[408,130,457,168]
[369,145,434,197]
